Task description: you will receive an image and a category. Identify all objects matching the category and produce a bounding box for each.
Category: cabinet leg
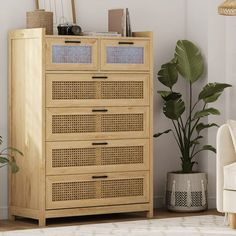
[146,209,154,219]
[9,214,15,221]
[38,217,46,227]
[229,213,236,229]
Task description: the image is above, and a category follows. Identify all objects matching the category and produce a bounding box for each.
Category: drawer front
[46,172,149,209]
[46,38,98,70]
[101,39,150,71]
[46,107,149,141]
[46,74,149,107]
[46,139,149,175]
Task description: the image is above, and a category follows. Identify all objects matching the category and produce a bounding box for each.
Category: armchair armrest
[217,124,236,212]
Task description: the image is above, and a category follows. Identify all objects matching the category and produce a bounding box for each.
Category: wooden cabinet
[8,29,153,226]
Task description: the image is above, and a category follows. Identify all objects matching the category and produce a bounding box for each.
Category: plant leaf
[202,145,216,153]
[10,160,19,173]
[163,99,185,120]
[157,91,181,101]
[175,40,204,83]
[199,83,231,100]
[204,93,221,103]
[194,108,220,119]
[154,129,172,138]
[2,147,23,156]
[0,157,9,164]
[190,136,203,147]
[157,63,178,89]
[196,123,219,134]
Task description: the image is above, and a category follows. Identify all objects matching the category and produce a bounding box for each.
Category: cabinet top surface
[9,28,152,40]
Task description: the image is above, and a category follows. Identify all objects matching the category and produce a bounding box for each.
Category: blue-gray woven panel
[106,46,144,64]
[52,45,92,64]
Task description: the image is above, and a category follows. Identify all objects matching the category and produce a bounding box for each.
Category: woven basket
[218,0,236,16]
[27,10,53,35]
[166,172,208,212]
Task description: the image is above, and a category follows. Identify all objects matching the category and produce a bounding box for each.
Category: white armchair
[217,120,236,229]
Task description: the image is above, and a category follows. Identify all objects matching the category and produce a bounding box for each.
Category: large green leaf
[154,129,172,138]
[199,83,231,101]
[204,93,221,103]
[175,40,204,83]
[194,108,220,119]
[201,145,216,153]
[163,99,185,120]
[157,91,181,101]
[196,123,219,134]
[158,63,178,89]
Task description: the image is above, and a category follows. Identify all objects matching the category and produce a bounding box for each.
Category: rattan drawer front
[46,38,98,71]
[101,39,150,71]
[46,74,149,107]
[46,107,149,141]
[46,172,149,209]
[46,139,149,175]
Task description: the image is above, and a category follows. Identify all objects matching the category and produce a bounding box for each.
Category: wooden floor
[0,209,222,232]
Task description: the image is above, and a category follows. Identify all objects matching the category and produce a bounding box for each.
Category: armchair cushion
[224,162,236,190]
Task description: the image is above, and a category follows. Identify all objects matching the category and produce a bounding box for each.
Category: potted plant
[0,136,22,173]
[154,40,231,212]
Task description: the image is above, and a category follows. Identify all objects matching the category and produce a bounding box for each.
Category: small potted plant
[154,40,231,212]
[0,136,22,173]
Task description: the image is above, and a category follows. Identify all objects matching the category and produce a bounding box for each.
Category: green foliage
[158,63,178,89]
[155,40,231,173]
[163,99,185,120]
[193,108,220,119]
[175,40,204,83]
[0,136,22,173]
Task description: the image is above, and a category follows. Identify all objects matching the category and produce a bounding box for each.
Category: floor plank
[0,209,223,232]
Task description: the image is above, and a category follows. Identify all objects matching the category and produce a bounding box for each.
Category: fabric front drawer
[46,139,150,175]
[46,171,149,209]
[46,73,149,107]
[46,107,149,141]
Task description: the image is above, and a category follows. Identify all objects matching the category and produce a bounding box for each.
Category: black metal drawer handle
[118,42,134,45]
[92,142,108,146]
[65,40,81,44]
[92,175,108,179]
[92,76,108,79]
[92,109,108,112]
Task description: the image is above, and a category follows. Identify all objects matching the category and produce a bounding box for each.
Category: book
[126,8,132,37]
[82,31,121,37]
[108,8,126,36]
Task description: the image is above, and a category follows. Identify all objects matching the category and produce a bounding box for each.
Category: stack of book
[82,31,121,37]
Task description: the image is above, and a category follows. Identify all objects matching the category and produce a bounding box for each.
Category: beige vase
[166,172,208,212]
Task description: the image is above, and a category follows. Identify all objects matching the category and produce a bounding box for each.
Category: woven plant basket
[218,0,236,16]
[166,172,208,212]
[27,10,53,35]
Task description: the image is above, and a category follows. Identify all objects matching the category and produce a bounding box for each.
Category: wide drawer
[46,171,149,209]
[46,107,149,141]
[101,39,150,71]
[46,38,98,71]
[46,139,149,175]
[46,73,149,107]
